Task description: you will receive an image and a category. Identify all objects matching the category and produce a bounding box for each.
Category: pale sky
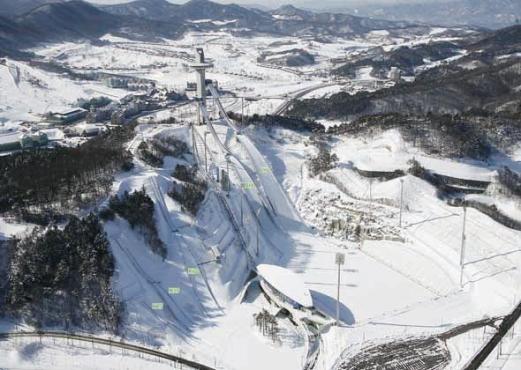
[87,0,446,7]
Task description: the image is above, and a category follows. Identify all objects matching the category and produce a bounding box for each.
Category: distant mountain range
[0,0,59,18]
[0,0,186,55]
[341,0,521,30]
[0,0,435,59]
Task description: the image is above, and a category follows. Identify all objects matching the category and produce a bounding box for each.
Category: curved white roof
[257,264,313,308]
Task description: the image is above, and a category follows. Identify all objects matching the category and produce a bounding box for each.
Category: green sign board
[242,182,255,190]
[187,267,200,275]
[152,302,164,310]
[168,287,181,295]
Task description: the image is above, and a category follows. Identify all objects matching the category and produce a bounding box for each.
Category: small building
[105,77,128,89]
[48,108,87,125]
[0,131,48,152]
[389,67,401,82]
[72,123,105,137]
[87,103,118,123]
[20,132,49,149]
[0,131,23,152]
[40,128,65,142]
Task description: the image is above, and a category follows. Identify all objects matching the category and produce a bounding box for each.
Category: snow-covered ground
[246,125,521,369]
[0,60,127,124]
[0,338,180,370]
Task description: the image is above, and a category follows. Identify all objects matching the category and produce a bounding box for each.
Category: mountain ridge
[344,0,521,29]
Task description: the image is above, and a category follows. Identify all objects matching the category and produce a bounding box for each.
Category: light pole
[399,178,404,228]
[241,97,245,127]
[256,221,260,255]
[459,205,467,287]
[225,153,231,194]
[256,207,262,256]
[335,252,345,326]
[204,131,209,173]
[240,193,244,227]
[368,178,373,220]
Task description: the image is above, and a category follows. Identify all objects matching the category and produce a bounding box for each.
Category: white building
[257,264,313,310]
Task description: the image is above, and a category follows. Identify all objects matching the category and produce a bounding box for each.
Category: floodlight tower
[189,48,213,124]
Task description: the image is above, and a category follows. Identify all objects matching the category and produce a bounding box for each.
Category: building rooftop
[257,264,313,308]
[0,131,21,145]
[55,108,87,116]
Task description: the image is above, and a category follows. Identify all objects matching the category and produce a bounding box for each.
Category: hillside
[0,0,58,18]
[16,1,119,42]
[289,26,521,120]
[104,0,429,38]
[102,0,179,22]
[0,0,187,57]
[270,4,414,36]
[0,0,438,59]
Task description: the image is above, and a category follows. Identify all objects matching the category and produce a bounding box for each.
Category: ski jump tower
[189,48,213,125]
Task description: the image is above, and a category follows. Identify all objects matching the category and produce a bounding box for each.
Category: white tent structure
[257,264,313,309]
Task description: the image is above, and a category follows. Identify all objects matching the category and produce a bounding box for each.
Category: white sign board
[335,252,345,265]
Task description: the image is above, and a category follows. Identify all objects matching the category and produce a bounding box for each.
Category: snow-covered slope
[0,59,126,123]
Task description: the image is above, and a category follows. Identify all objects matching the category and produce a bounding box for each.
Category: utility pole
[225,153,230,194]
[240,193,244,227]
[255,207,261,256]
[369,178,373,204]
[335,253,345,326]
[399,178,404,228]
[459,206,467,287]
[256,221,260,256]
[191,123,196,161]
[204,131,209,173]
[241,97,245,127]
[368,178,373,220]
[345,213,349,240]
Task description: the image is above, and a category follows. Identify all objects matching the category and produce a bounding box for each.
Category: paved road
[273,82,338,115]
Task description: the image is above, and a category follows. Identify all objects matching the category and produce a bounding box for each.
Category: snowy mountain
[0,0,59,18]
[0,0,188,55]
[0,0,434,58]
[16,1,118,42]
[348,0,521,29]
[101,0,180,22]
[103,0,427,38]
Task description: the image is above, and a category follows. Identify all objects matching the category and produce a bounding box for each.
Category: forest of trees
[169,165,207,215]
[327,113,493,160]
[254,309,280,343]
[0,125,134,224]
[308,143,338,177]
[137,136,190,167]
[3,214,121,332]
[290,59,521,120]
[333,42,459,78]
[106,189,166,259]
[496,167,521,197]
[228,112,325,133]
